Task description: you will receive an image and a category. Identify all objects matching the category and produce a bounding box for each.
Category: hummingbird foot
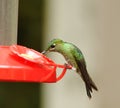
[64,63,72,69]
[64,63,75,70]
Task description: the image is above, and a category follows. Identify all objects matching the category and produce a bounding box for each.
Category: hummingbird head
[42,39,64,54]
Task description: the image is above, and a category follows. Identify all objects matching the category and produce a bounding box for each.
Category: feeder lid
[0,45,72,82]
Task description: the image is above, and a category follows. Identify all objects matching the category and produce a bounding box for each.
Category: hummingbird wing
[73,49,98,98]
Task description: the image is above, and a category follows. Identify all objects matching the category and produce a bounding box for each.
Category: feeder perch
[0,45,72,83]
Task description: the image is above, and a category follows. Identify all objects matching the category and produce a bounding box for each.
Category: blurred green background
[0,0,45,108]
[18,0,45,51]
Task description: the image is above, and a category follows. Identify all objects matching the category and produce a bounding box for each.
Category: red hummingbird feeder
[0,45,72,83]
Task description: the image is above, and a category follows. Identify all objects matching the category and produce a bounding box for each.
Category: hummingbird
[42,39,98,98]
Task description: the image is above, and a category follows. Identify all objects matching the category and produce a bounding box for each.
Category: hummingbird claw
[64,63,76,70]
[64,63,72,69]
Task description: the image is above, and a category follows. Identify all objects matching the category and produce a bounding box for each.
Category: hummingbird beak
[41,50,47,54]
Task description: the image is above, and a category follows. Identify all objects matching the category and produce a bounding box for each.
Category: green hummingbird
[42,39,98,98]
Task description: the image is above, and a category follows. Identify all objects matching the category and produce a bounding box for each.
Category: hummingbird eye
[50,44,56,48]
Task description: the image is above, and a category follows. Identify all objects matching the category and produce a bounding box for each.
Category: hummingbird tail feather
[75,59,98,98]
[84,76,98,98]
